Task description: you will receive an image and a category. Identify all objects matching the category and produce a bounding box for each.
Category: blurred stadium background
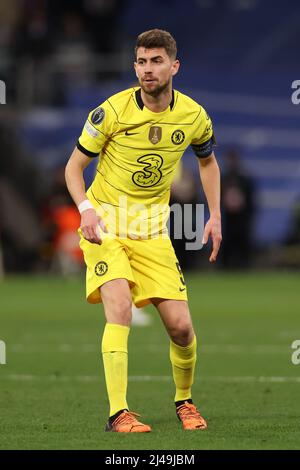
[0,0,300,450]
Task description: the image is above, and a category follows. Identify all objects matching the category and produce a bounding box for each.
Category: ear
[134,62,138,78]
[171,59,180,77]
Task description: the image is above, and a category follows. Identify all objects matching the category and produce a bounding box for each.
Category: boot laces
[177,403,202,420]
[114,411,141,426]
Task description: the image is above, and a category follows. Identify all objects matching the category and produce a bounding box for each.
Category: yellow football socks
[101,323,130,417]
[170,336,197,402]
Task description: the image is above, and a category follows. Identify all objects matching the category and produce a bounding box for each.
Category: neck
[141,86,173,113]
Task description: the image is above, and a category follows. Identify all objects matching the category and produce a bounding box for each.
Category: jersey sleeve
[77,101,116,157]
[190,106,216,159]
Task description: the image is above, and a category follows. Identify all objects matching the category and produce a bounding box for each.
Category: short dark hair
[135,29,177,59]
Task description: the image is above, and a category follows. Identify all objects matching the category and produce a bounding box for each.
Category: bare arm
[65,147,93,205]
[65,147,106,244]
[198,152,222,262]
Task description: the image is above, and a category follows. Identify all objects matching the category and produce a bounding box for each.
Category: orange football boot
[105,410,152,433]
[176,401,208,430]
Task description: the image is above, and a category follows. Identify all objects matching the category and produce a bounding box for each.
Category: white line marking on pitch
[1,375,300,383]
[8,344,292,354]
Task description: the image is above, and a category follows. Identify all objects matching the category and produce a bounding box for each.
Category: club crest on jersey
[149,126,162,144]
[91,107,105,125]
[95,261,108,276]
[171,129,185,145]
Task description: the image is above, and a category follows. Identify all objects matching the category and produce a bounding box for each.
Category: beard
[140,78,170,98]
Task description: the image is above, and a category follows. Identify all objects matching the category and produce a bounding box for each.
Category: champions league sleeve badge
[91,107,105,125]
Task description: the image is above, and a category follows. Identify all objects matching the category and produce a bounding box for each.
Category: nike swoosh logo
[125,130,139,136]
[179,287,186,292]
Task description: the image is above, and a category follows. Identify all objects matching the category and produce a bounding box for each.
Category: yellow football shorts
[79,234,188,308]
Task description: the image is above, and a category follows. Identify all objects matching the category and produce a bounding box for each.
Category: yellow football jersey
[77,87,214,238]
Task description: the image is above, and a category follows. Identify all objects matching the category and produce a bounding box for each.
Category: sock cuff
[170,335,197,358]
[102,323,130,353]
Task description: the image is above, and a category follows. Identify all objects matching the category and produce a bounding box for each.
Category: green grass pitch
[0,272,300,449]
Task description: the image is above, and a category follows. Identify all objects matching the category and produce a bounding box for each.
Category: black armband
[191,134,216,159]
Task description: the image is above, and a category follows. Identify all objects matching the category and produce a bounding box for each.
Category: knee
[169,319,194,346]
[103,296,132,326]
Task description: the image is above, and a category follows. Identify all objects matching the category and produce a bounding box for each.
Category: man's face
[134,47,179,97]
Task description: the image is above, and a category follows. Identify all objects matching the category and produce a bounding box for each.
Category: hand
[202,216,222,262]
[80,208,107,244]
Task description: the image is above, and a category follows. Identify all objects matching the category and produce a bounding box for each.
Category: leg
[78,234,150,431]
[152,298,196,401]
[152,298,194,346]
[100,279,132,417]
[101,278,132,326]
[101,278,151,432]
[152,298,207,430]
